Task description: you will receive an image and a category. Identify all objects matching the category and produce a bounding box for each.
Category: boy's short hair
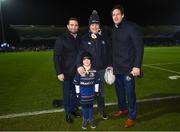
[81,52,92,63]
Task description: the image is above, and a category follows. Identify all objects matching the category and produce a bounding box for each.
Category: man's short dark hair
[111,4,124,15]
[68,17,79,24]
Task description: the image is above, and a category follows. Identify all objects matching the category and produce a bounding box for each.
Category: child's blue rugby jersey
[73,68,100,104]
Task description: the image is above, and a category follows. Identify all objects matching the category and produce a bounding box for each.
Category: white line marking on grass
[0,95,180,120]
[144,62,180,66]
[0,109,64,120]
[143,64,180,74]
[168,75,180,80]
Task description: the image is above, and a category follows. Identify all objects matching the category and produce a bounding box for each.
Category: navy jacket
[79,32,111,70]
[112,20,144,74]
[53,32,81,79]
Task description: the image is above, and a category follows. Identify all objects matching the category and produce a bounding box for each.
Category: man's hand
[77,66,86,75]
[131,67,140,77]
[57,74,64,81]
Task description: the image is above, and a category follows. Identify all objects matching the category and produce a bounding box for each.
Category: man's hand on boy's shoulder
[77,66,86,75]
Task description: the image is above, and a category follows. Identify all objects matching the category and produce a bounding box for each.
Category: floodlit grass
[0,47,180,130]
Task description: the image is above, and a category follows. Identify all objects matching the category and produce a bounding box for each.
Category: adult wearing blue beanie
[77,10,112,120]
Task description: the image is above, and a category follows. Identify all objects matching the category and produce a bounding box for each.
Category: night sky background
[1,0,180,26]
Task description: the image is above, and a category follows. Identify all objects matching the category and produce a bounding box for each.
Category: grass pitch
[0,47,180,131]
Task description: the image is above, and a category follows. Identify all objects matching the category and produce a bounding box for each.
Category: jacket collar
[115,19,126,28]
[67,31,78,38]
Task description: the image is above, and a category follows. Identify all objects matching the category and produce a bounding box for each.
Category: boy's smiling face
[83,58,91,67]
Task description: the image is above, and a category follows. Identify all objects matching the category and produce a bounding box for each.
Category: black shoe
[101,112,108,120]
[71,111,81,117]
[65,114,73,123]
[82,120,88,129]
[89,120,96,129]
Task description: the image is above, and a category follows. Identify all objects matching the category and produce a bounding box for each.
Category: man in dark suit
[53,17,81,123]
[111,4,144,128]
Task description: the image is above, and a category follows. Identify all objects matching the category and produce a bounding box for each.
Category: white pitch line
[143,62,180,66]
[0,109,64,120]
[143,64,180,74]
[0,95,180,120]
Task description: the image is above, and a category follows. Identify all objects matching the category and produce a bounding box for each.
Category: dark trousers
[82,104,94,121]
[115,74,136,120]
[97,70,106,115]
[62,79,78,115]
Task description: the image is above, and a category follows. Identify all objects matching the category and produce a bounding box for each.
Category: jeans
[115,74,136,120]
[62,79,78,115]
